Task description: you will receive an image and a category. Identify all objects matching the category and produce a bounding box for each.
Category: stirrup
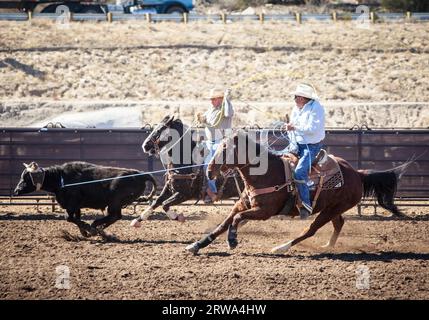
[300,203,312,219]
[302,203,313,214]
[206,188,218,203]
[204,195,213,204]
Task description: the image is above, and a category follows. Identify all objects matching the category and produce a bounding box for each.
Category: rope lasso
[61,163,206,188]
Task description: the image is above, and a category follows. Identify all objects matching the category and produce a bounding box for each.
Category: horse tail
[358,161,413,216]
[138,174,158,202]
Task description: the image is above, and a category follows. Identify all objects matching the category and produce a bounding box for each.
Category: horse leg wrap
[140,207,154,220]
[165,209,178,220]
[271,240,293,254]
[227,225,238,249]
[197,234,214,249]
[130,219,141,228]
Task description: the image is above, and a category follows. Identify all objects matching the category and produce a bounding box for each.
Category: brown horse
[185,131,410,254]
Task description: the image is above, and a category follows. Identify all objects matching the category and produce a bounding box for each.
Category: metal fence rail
[1,12,429,23]
[0,12,27,21]
[72,13,109,22]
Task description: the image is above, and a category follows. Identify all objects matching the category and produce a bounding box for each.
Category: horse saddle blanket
[309,152,344,190]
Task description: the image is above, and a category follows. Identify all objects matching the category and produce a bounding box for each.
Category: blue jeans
[294,142,322,208]
[204,140,220,193]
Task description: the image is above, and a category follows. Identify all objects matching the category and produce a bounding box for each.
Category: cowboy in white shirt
[284,83,325,219]
[196,88,234,203]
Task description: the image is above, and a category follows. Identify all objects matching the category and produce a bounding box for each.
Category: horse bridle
[147,123,171,157]
[149,135,161,156]
[27,168,46,191]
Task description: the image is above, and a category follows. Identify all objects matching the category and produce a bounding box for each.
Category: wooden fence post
[107,12,112,23]
[28,11,32,21]
[406,11,411,20]
[146,13,151,23]
[68,11,73,23]
[259,13,264,24]
[295,12,301,24]
[332,11,337,22]
[370,11,375,23]
[221,13,226,24]
[183,12,188,24]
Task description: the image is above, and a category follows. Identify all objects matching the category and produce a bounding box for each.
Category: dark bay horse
[130,115,244,228]
[185,131,410,254]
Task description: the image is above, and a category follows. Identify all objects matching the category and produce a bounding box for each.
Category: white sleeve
[224,99,234,118]
[290,107,298,123]
[295,102,325,135]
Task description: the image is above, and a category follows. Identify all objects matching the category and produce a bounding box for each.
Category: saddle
[282,149,344,191]
[277,149,344,216]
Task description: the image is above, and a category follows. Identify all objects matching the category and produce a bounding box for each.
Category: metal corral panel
[151,13,183,22]
[187,14,222,23]
[263,14,295,22]
[32,13,62,20]
[377,13,406,21]
[301,14,332,22]
[1,128,428,199]
[0,12,27,21]
[226,14,259,22]
[73,13,107,22]
[413,12,429,21]
[111,13,147,21]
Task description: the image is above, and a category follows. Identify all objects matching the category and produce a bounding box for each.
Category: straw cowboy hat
[290,83,319,100]
[208,88,225,99]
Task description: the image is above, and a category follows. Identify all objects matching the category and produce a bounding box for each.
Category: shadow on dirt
[243,251,429,262]
[0,213,66,221]
[346,214,429,221]
[0,211,207,222]
[59,230,191,245]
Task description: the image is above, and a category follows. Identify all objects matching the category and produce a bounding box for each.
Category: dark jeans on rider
[295,142,322,209]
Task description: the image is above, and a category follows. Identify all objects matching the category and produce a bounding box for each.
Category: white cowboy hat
[290,83,319,100]
[208,88,225,99]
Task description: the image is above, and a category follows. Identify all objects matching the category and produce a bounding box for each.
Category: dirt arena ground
[0,203,428,300]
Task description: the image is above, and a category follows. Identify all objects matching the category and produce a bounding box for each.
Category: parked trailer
[0,0,194,14]
[0,0,107,13]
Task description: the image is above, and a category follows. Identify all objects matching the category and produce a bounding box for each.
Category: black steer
[14,161,157,237]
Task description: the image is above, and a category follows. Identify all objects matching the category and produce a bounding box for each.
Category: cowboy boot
[299,203,312,220]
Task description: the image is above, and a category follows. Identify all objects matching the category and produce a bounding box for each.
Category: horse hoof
[88,227,98,237]
[271,240,293,254]
[79,229,91,238]
[227,240,238,250]
[130,219,141,228]
[185,242,199,255]
[177,213,185,223]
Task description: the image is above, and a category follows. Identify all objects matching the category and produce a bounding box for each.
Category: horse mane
[171,118,191,134]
